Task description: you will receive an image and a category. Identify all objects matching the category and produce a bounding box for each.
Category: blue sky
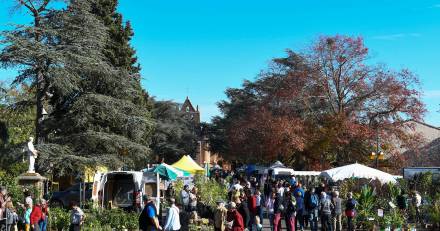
[1,0,440,125]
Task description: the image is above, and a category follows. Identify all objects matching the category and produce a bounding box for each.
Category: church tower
[180,96,200,125]
[180,97,210,166]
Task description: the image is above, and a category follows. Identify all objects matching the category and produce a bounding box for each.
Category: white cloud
[372,33,421,40]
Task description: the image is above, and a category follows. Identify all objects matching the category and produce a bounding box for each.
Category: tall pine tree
[0,0,59,144]
[36,0,154,175]
[91,0,140,74]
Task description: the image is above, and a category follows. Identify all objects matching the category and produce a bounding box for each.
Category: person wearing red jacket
[30,199,42,231]
[247,190,257,230]
[226,202,244,231]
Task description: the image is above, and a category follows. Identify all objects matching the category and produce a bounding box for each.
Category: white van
[92,171,161,211]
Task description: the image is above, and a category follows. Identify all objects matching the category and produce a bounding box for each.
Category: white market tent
[320,163,397,184]
[264,161,295,176]
[292,171,321,176]
[269,161,286,169]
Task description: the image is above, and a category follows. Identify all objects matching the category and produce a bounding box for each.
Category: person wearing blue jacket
[296,191,305,231]
[293,183,305,198]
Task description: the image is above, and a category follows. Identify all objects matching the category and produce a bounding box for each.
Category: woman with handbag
[345,192,357,231]
[226,202,244,231]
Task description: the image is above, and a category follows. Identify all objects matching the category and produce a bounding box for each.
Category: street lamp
[370,150,384,168]
[370,123,384,168]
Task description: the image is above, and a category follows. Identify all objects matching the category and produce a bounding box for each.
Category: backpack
[71,209,83,225]
[6,209,18,225]
[322,199,332,213]
[346,199,356,210]
[310,194,319,208]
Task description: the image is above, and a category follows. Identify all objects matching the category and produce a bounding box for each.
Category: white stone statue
[27,137,38,173]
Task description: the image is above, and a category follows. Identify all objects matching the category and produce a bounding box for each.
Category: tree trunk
[33,12,44,144]
[36,71,44,144]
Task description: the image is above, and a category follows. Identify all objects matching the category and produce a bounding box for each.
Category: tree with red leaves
[210,35,425,170]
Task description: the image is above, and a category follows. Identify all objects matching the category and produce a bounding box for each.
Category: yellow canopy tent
[171,155,205,174]
[84,166,108,183]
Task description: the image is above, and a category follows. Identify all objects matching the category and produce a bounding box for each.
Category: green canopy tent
[149,163,191,181]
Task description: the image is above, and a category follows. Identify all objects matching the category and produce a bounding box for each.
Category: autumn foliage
[212,35,425,170]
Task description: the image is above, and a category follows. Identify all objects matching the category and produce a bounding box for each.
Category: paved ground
[260,217,314,231]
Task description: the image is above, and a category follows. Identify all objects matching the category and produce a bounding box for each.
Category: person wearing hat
[226,202,244,231]
[139,195,162,231]
[163,198,180,231]
[214,200,227,231]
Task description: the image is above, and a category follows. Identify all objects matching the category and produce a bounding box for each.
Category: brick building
[180,97,224,168]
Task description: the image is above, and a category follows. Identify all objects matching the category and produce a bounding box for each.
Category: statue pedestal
[17,172,47,199]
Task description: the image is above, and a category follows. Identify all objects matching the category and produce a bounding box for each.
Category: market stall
[320,163,397,184]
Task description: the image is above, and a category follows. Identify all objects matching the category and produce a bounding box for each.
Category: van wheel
[50,200,63,208]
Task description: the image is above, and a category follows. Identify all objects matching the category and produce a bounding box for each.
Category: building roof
[406,120,440,143]
[181,96,198,113]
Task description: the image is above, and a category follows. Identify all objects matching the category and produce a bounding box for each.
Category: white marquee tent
[320,163,397,184]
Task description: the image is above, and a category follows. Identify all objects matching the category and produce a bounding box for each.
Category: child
[5,201,19,231]
[254,216,263,231]
[24,204,32,231]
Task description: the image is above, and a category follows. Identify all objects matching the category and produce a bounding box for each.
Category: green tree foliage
[90,0,140,74]
[150,99,198,163]
[35,0,154,175]
[0,0,66,144]
[0,82,35,147]
[0,82,35,167]
[1,0,155,175]
[0,162,28,204]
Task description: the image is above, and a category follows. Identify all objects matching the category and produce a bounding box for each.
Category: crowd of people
[0,186,85,231]
[0,187,50,231]
[214,175,359,231]
[137,172,360,231]
[3,170,424,231]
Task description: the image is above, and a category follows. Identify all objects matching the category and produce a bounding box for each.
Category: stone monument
[27,136,37,173]
[17,137,47,198]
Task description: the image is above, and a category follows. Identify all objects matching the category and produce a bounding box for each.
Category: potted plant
[355,185,377,230]
[378,213,392,231]
[428,201,440,229]
[389,210,405,231]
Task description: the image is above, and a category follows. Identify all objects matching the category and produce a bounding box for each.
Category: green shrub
[84,208,139,230]
[354,185,377,229]
[0,169,24,204]
[428,201,440,227]
[389,210,405,228]
[49,207,70,231]
[174,180,184,205]
[194,174,228,208]
[48,207,139,230]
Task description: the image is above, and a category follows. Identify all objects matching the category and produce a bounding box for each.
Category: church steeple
[181,96,200,124]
